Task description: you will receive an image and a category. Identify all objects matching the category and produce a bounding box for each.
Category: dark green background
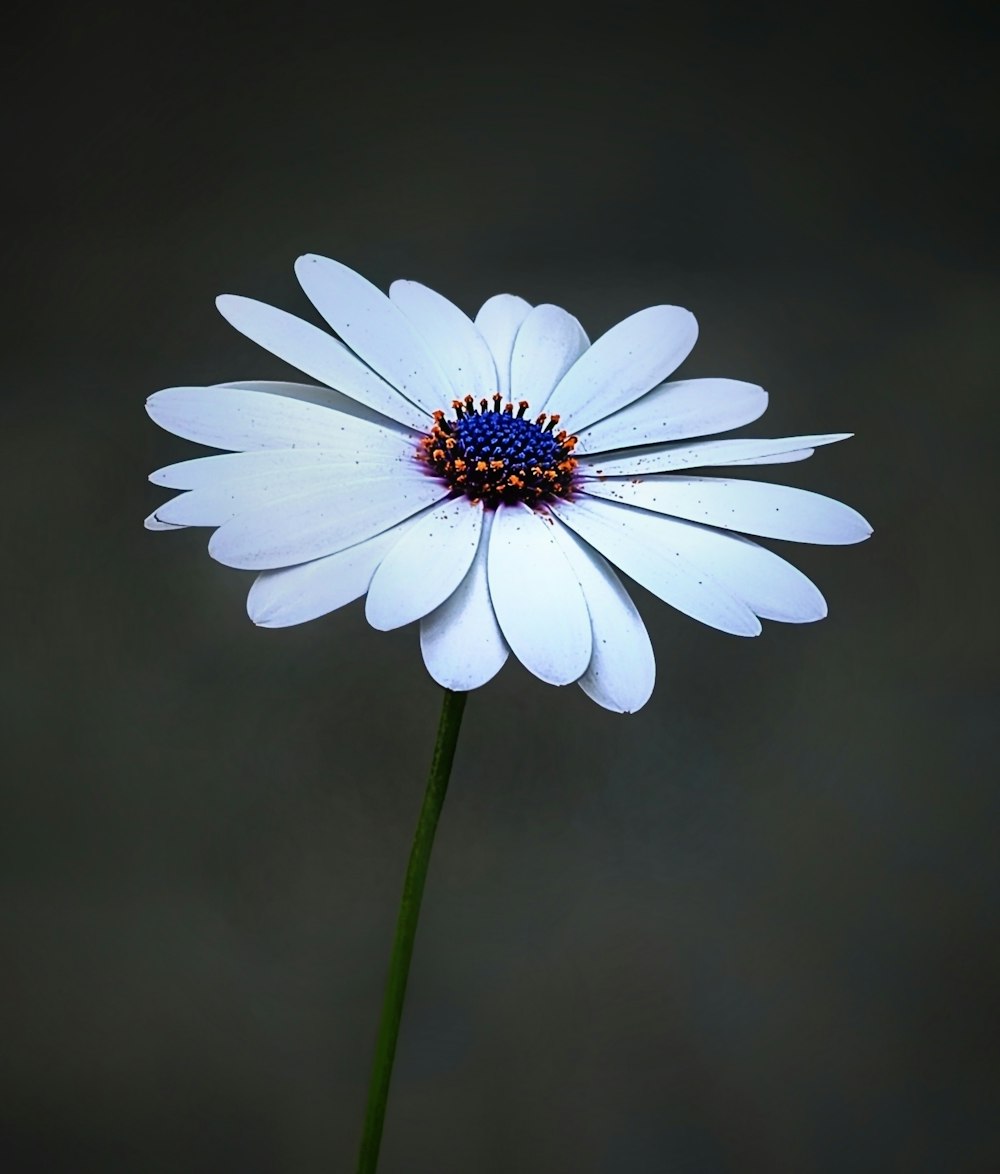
[4,4,997,1171]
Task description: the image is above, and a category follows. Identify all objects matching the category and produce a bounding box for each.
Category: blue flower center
[420,394,579,508]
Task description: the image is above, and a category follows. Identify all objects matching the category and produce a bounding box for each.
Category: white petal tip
[294,254,328,276]
[206,533,246,569]
[365,615,397,633]
[827,514,874,545]
[790,605,829,625]
[245,586,305,629]
[246,595,273,626]
[144,510,182,531]
[249,613,284,629]
[578,684,653,715]
[363,594,405,632]
[426,671,489,692]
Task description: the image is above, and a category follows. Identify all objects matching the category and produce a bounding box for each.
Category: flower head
[146,255,871,712]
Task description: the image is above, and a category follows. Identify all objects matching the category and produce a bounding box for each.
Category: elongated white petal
[551,497,760,636]
[247,520,417,627]
[365,498,484,630]
[208,469,449,569]
[544,306,698,431]
[389,280,498,399]
[218,380,414,433]
[510,304,590,411]
[583,477,873,545]
[420,510,509,690]
[577,433,852,476]
[487,502,592,685]
[558,496,825,624]
[149,447,408,490]
[474,294,532,398]
[215,296,430,429]
[548,518,655,713]
[575,378,767,453]
[152,463,393,528]
[294,255,451,414]
[146,386,414,453]
[637,514,828,623]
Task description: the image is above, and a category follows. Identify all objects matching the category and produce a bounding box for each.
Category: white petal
[247,520,416,628]
[548,518,655,713]
[473,294,533,398]
[544,306,698,431]
[557,496,825,624]
[509,304,590,411]
[365,498,484,631]
[486,502,592,685]
[218,380,414,433]
[577,433,852,476]
[208,468,449,569]
[294,255,451,415]
[389,280,498,399]
[575,378,767,453]
[582,477,873,545]
[152,464,390,528]
[639,514,828,623]
[551,497,760,636]
[420,510,509,691]
[146,386,415,453]
[149,448,404,491]
[215,295,430,429]
[144,510,184,531]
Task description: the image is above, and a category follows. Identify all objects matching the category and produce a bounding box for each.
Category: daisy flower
[146,255,871,713]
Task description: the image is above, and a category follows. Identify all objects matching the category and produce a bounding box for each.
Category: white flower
[146,255,871,713]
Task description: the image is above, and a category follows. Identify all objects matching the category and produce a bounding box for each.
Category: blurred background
[3,3,997,1171]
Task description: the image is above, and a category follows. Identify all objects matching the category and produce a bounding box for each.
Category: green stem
[356,687,468,1174]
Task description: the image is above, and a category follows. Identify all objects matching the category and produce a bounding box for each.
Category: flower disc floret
[420,394,579,508]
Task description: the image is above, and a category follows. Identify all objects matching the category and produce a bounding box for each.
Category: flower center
[419,394,579,508]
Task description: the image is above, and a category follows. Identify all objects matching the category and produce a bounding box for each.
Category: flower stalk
[356,687,468,1174]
